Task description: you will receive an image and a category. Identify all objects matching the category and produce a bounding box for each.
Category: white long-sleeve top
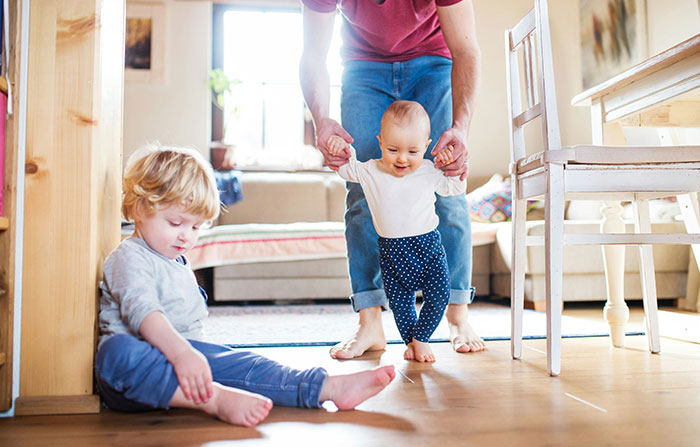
[338,150,467,238]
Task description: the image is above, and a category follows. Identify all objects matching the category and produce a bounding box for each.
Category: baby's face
[134,203,206,259]
[377,121,430,177]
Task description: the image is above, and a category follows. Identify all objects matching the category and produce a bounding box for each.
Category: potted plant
[208,68,240,170]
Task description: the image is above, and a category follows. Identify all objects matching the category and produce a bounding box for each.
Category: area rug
[203,300,645,348]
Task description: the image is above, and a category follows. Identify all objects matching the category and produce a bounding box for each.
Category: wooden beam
[14,395,100,416]
[19,0,123,408]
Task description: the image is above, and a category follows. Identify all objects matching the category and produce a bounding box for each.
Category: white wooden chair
[505,0,700,376]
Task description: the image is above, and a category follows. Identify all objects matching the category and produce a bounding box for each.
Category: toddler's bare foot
[447,304,486,353]
[171,383,273,427]
[320,365,396,410]
[404,340,435,362]
[212,384,273,427]
[330,306,387,359]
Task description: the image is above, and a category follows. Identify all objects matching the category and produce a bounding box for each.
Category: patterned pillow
[467,174,541,223]
[466,174,513,223]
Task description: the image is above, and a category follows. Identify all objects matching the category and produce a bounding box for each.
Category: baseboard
[14,394,100,416]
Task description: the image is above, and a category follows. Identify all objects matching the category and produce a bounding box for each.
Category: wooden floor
[2,308,700,446]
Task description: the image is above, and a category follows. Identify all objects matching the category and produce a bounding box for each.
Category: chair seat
[515,145,700,174]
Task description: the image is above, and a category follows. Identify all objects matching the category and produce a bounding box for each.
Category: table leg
[600,201,630,347]
[591,103,630,346]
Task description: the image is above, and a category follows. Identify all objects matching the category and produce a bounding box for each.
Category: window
[213,6,343,170]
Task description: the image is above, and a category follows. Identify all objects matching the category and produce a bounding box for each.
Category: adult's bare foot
[320,365,396,410]
[330,306,387,359]
[171,383,273,427]
[446,303,486,353]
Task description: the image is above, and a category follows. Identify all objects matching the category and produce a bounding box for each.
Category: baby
[328,100,466,362]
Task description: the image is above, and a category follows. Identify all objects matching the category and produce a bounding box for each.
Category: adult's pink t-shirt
[302,0,463,62]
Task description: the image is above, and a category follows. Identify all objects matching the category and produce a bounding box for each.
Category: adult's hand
[431,126,470,181]
[315,117,354,171]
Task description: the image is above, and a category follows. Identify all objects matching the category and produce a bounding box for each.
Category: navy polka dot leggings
[378,229,450,344]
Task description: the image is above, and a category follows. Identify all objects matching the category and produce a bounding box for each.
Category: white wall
[468,0,700,185]
[646,0,700,55]
[469,0,592,186]
[121,0,699,183]
[123,0,212,164]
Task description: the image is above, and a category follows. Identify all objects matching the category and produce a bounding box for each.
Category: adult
[299,0,485,359]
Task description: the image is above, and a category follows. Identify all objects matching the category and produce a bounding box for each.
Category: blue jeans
[340,55,475,311]
[95,334,328,411]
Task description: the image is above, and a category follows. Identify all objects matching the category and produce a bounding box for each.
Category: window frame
[211,3,309,151]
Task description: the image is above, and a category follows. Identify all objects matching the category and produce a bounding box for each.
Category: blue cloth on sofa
[214,170,243,205]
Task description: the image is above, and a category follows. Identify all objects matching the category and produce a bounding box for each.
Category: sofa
[198,171,493,302]
[489,219,689,311]
[209,171,350,301]
[198,171,691,309]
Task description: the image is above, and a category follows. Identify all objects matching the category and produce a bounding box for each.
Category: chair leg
[676,193,700,310]
[511,193,528,360]
[632,199,661,353]
[545,164,564,376]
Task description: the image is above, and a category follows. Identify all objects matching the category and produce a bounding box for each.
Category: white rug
[203,300,644,347]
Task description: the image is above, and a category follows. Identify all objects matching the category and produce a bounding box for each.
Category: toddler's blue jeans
[95,334,328,411]
[340,55,475,311]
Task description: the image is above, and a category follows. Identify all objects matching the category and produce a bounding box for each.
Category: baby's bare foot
[211,384,273,427]
[330,307,386,359]
[403,343,415,361]
[320,365,396,410]
[406,340,435,363]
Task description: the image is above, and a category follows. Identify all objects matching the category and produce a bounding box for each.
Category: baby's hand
[434,145,455,165]
[327,135,350,157]
[171,346,214,405]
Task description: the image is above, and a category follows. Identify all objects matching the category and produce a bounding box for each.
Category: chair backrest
[505,0,562,165]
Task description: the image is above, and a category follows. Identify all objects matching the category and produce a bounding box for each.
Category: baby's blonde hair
[380,100,431,139]
[122,143,221,223]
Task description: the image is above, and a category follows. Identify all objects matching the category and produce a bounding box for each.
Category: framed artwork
[125,1,165,83]
[579,0,647,89]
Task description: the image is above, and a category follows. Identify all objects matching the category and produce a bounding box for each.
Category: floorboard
[1,332,699,447]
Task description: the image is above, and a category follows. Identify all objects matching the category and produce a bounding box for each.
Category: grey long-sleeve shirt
[98,237,208,349]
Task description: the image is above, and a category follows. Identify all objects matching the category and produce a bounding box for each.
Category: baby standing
[328,100,466,362]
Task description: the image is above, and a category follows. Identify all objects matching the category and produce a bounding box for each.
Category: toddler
[95,143,395,427]
[328,100,466,362]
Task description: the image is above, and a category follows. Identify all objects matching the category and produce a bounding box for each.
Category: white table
[571,33,700,346]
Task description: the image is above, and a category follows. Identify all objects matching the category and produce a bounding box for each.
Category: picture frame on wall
[125,1,166,83]
[579,0,648,89]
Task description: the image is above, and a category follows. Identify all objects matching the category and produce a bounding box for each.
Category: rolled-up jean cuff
[450,287,476,305]
[350,289,388,312]
[307,368,329,408]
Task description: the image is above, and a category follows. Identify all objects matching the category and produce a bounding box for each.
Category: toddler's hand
[327,135,350,157]
[434,145,455,165]
[171,346,214,405]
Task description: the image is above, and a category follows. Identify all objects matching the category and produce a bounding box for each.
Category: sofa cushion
[325,175,346,222]
[219,172,336,225]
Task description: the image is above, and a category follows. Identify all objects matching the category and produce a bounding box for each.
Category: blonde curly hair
[122,143,221,223]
